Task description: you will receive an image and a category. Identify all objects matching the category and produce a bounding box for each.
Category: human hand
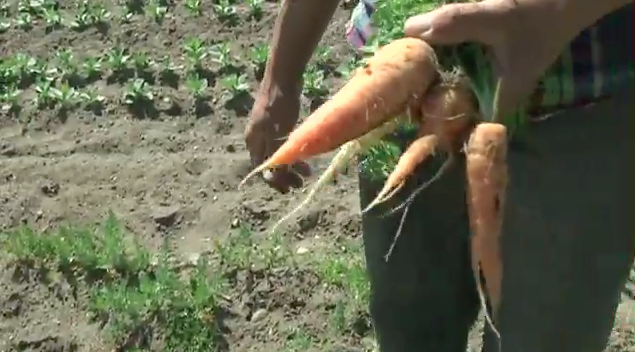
[404,0,583,116]
[245,87,311,193]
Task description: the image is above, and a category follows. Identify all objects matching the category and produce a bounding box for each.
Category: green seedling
[303,68,328,98]
[41,7,63,30]
[121,0,144,15]
[155,55,182,74]
[146,0,167,23]
[0,17,10,32]
[0,2,9,15]
[209,42,235,70]
[105,47,131,73]
[213,0,237,24]
[184,0,201,16]
[246,0,264,19]
[56,49,80,82]
[183,38,208,70]
[79,88,106,109]
[34,78,55,108]
[219,73,249,100]
[123,78,153,105]
[184,74,208,101]
[1,86,22,113]
[15,12,33,30]
[86,3,110,23]
[131,52,153,72]
[250,44,268,67]
[81,56,103,79]
[51,82,78,110]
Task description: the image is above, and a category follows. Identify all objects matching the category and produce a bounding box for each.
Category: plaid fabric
[346,1,634,118]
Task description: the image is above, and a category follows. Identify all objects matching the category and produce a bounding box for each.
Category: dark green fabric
[358,91,634,352]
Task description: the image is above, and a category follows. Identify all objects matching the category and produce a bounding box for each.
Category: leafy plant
[79,88,106,111]
[184,0,201,16]
[0,85,22,114]
[105,47,131,77]
[123,78,153,105]
[146,0,167,23]
[246,0,264,19]
[34,78,56,108]
[185,74,208,101]
[15,12,33,30]
[213,0,237,24]
[210,42,236,72]
[50,82,78,110]
[81,56,103,80]
[220,73,249,100]
[41,6,63,30]
[303,68,328,98]
[183,38,208,71]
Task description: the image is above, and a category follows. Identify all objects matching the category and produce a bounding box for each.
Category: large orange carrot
[465,122,508,340]
[240,38,439,187]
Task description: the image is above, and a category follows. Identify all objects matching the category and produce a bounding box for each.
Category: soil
[0,1,633,352]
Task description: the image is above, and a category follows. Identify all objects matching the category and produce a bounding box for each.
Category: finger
[404,2,500,46]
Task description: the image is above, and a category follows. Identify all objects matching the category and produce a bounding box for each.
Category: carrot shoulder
[240,38,439,187]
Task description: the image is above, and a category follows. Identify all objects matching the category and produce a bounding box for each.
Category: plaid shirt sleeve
[346,1,634,118]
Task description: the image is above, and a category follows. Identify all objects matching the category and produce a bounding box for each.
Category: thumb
[404,2,499,46]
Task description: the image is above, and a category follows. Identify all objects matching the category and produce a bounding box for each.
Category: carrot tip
[362,181,404,213]
[239,162,269,189]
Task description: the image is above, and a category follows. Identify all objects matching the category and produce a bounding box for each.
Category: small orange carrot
[240,38,439,187]
[367,83,477,213]
[363,133,439,213]
[465,122,508,340]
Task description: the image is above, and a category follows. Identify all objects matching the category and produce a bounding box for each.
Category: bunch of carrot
[240,37,508,337]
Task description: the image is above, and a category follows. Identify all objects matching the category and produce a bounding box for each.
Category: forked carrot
[465,122,508,341]
[239,38,440,187]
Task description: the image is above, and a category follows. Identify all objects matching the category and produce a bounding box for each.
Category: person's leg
[359,146,479,352]
[482,92,634,351]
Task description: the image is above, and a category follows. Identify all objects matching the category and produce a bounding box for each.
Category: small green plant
[220,73,250,100]
[14,12,33,30]
[34,78,56,108]
[213,0,237,24]
[250,43,268,79]
[81,56,103,80]
[209,42,236,71]
[146,0,167,23]
[51,82,78,110]
[0,17,10,32]
[55,49,81,84]
[184,0,201,16]
[246,0,264,19]
[105,47,131,76]
[131,52,153,73]
[303,68,328,98]
[0,85,21,114]
[185,74,208,101]
[41,6,63,31]
[123,78,153,105]
[183,38,208,71]
[79,88,106,111]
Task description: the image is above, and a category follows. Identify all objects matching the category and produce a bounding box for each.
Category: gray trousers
[358,93,634,352]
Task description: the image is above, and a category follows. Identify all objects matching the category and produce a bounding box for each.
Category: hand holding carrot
[404,0,629,116]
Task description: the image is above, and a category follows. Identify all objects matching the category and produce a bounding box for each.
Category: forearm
[261,0,340,96]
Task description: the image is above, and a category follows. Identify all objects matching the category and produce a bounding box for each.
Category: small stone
[296,246,309,255]
[251,308,268,322]
[230,218,240,228]
[152,206,180,228]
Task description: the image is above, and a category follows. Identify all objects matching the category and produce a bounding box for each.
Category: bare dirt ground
[0,1,633,351]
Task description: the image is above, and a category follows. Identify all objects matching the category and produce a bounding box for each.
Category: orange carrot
[240,38,439,187]
[363,133,439,212]
[465,122,508,340]
[366,83,477,213]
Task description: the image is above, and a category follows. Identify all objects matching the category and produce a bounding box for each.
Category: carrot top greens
[355,0,528,180]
